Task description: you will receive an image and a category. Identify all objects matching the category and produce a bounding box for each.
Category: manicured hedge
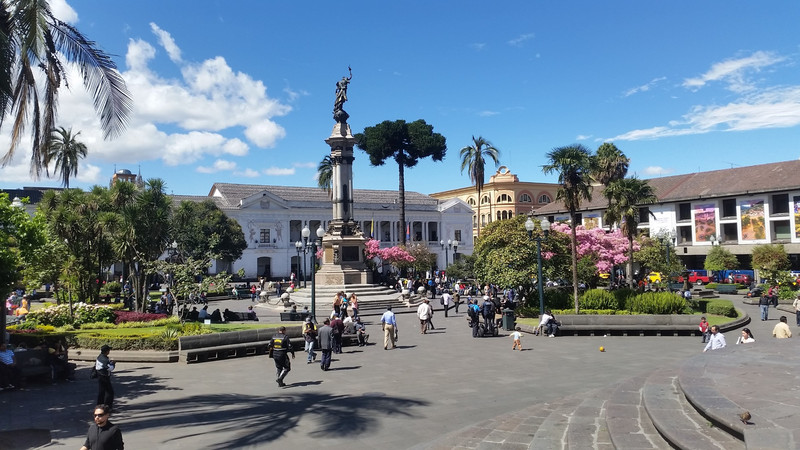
[26,303,116,327]
[113,310,169,325]
[627,292,687,314]
[706,299,737,317]
[580,289,622,310]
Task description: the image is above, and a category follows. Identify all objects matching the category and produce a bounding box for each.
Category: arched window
[538,194,552,204]
[481,195,490,205]
[519,193,532,203]
[496,193,512,203]
[467,197,476,206]
[472,215,477,228]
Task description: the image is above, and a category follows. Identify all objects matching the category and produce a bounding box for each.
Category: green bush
[627,292,687,314]
[74,333,178,351]
[778,285,796,300]
[580,289,620,310]
[706,282,718,290]
[544,288,573,310]
[706,300,737,317]
[612,288,636,307]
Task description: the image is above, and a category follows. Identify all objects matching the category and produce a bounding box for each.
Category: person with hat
[303,317,318,363]
[380,305,398,350]
[95,345,116,410]
[417,298,434,334]
[330,313,344,354]
[269,326,295,387]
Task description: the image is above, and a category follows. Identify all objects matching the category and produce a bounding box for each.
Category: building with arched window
[429,166,559,244]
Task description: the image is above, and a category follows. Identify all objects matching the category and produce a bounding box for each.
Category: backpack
[482,301,495,316]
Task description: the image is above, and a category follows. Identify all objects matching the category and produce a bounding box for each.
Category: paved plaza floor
[0,295,792,449]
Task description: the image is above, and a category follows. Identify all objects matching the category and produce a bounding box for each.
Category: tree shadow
[119,392,429,448]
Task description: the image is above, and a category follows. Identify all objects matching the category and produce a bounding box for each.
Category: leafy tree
[44,127,87,188]
[0,0,132,175]
[473,215,570,302]
[459,136,500,240]
[704,245,739,272]
[172,200,246,263]
[592,143,629,187]
[444,254,475,281]
[403,243,437,275]
[0,194,47,338]
[636,235,683,279]
[751,244,790,283]
[355,119,446,245]
[316,155,334,197]
[542,144,594,312]
[603,177,657,287]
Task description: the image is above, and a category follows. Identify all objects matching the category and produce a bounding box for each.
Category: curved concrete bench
[552,315,704,336]
[178,326,302,363]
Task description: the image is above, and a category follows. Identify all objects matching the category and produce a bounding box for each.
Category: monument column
[317,68,372,286]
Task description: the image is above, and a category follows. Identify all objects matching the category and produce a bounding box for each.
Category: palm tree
[593,142,630,210]
[459,136,500,241]
[0,0,132,176]
[317,155,334,198]
[542,144,594,313]
[355,119,446,245]
[44,127,87,188]
[603,177,658,288]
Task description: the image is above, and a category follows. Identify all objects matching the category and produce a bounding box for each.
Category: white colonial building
[176,183,474,280]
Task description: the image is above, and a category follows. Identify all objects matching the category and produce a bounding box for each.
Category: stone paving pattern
[0,294,797,449]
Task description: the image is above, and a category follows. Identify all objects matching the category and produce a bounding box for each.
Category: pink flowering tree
[364,239,416,274]
[550,223,633,275]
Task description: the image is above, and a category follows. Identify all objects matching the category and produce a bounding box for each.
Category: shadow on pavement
[121,392,429,448]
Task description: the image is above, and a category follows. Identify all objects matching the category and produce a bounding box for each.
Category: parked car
[677,270,715,285]
[646,272,663,283]
[732,273,753,284]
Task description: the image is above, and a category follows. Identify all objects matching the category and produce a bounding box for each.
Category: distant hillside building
[429,166,559,244]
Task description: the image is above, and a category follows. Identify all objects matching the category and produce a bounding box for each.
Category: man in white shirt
[441,290,453,317]
[703,325,726,352]
[380,306,397,350]
[417,299,433,334]
[793,294,800,327]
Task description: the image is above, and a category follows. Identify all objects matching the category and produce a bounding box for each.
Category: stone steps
[606,374,673,449]
[643,370,744,450]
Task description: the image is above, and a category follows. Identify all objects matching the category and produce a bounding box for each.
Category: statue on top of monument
[334,66,352,116]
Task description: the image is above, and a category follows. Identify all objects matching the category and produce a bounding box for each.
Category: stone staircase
[425,347,797,449]
[282,284,417,317]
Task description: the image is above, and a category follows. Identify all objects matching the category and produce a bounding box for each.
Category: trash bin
[502,308,515,331]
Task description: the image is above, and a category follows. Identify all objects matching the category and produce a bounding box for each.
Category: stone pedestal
[317,121,372,286]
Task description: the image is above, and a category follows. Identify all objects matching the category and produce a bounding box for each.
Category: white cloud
[234,168,261,178]
[292,162,316,169]
[683,51,784,93]
[642,166,674,176]
[508,33,535,47]
[150,23,182,63]
[75,163,102,183]
[478,110,499,117]
[197,159,237,173]
[609,85,800,141]
[624,77,666,97]
[471,43,486,51]
[576,134,592,141]
[264,167,295,176]
[51,0,78,23]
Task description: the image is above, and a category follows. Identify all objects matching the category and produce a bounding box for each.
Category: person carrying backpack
[481,296,496,334]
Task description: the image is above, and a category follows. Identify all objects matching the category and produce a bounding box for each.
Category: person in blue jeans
[759,294,770,321]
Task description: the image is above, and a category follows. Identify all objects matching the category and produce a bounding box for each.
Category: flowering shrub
[364,239,415,264]
[551,223,633,273]
[26,303,116,327]
[113,310,169,325]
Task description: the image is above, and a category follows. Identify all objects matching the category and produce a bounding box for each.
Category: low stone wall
[520,312,749,337]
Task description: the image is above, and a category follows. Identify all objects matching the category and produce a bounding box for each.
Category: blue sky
[3,0,800,196]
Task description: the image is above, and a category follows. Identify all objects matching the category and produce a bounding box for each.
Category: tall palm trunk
[398,158,406,246]
[476,185,482,240]
[626,233,635,287]
[571,215,580,313]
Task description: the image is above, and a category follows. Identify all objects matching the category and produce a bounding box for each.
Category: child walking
[699,317,709,343]
[511,326,523,350]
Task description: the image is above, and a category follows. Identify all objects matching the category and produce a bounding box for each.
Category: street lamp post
[452,240,458,265]
[525,216,550,316]
[440,239,452,269]
[294,240,304,287]
[309,225,325,322]
[169,240,178,289]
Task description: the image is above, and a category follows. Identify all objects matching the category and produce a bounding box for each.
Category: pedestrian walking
[318,319,334,371]
[703,325,726,352]
[698,317,709,343]
[94,345,116,410]
[330,313,344,353]
[417,299,433,334]
[793,294,800,326]
[269,326,295,387]
[303,318,317,363]
[441,290,452,317]
[759,294,770,321]
[80,404,124,450]
[380,306,398,350]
